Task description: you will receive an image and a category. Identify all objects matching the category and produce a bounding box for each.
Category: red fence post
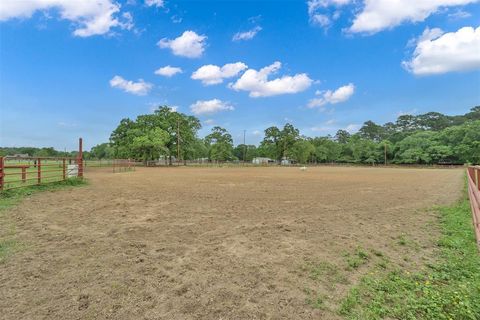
[78,137,83,178]
[0,156,4,191]
[37,158,41,185]
[63,158,66,180]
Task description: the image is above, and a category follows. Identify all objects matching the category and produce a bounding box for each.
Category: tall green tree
[359,121,385,141]
[290,139,315,164]
[261,123,300,160]
[205,126,234,161]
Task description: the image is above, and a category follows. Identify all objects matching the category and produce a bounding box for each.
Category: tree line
[0,147,80,158]
[102,106,480,165]
[2,106,478,165]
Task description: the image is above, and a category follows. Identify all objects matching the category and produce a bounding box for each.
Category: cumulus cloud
[158,31,207,58]
[191,62,248,85]
[190,99,234,115]
[145,0,164,7]
[229,61,312,98]
[349,0,478,34]
[232,26,262,41]
[402,26,480,75]
[0,0,133,37]
[307,0,351,28]
[308,83,355,108]
[154,65,183,77]
[110,75,153,96]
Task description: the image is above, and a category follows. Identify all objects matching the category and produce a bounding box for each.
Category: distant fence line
[92,159,465,169]
[467,166,480,251]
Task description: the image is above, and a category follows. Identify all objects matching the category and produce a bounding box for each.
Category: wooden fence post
[0,156,4,191]
[21,167,27,183]
[37,158,41,185]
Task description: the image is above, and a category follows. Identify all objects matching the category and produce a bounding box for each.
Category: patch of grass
[0,178,86,262]
[304,288,326,309]
[338,189,480,320]
[397,234,408,246]
[345,247,370,270]
[306,261,349,285]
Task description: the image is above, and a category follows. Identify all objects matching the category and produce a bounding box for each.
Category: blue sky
[1,0,479,150]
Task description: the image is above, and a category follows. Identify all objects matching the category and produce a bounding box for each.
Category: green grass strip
[339,187,480,320]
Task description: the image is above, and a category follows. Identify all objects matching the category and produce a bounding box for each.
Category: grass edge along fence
[0,138,84,191]
[467,166,480,250]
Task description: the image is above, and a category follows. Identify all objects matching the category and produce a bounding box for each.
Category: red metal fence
[467,166,480,250]
[0,156,83,191]
[112,159,136,173]
[0,138,84,191]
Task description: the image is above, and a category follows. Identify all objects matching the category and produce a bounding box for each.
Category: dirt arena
[0,166,464,319]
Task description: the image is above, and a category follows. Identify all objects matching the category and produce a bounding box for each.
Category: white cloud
[110,75,153,96]
[311,119,336,132]
[397,108,418,116]
[448,9,472,19]
[191,62,248,85]
[0,0,133,37]
[325,119,336,125]
[349,0,479,34]
[232,26,262,41]
[252,130,262,136]
[307,0,351,28]
[145,0,164,7]
[308,83,355,108]
[311,126,331,132]
[204,119,215,125]
[158,30,207,58]
[345,124,361,133]
[403,26,480,75]
[190,99,234,115]
[229,61,312,98]
[154,65,183,77]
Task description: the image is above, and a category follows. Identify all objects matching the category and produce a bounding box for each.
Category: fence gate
[0,138,84,191]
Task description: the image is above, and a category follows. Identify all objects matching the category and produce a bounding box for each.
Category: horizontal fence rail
[0,156,83,191]
[467,166,480,250]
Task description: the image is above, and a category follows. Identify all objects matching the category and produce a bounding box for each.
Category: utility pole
[243,130,246,164]
[177,119,180,165]
[384,142,387,166]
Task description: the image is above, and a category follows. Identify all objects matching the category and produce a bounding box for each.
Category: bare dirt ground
[0,166,463,319]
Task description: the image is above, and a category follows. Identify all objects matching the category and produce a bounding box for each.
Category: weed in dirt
[306,261,349,285]
[398,235,408,246]
[338,188,480,320]
[345,248,370,270]
[304,288,326,309]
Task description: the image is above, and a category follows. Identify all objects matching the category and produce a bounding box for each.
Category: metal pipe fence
[467,166,480,250]
[0,156,83,191]
[112,159,136,173]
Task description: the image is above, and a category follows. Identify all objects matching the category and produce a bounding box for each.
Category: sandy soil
[0,166,463,319]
